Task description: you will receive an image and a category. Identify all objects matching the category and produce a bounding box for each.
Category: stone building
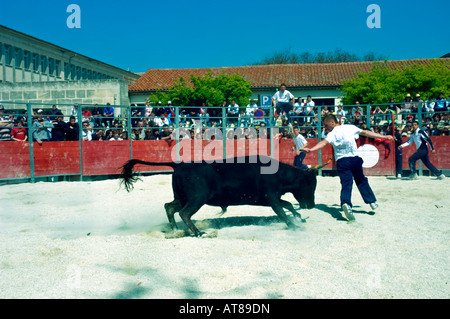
[0,25,139,114]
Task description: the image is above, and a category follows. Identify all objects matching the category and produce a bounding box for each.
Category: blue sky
[1,0,448,72]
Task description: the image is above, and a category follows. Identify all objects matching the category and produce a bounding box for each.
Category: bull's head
[293,160,331,209]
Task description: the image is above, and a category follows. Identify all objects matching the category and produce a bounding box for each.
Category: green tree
[152,72,252,108]
[340,59,450,105]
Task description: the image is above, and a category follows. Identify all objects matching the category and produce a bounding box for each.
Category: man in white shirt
[291,126,309,169]
[303,114,394,221]
[398,121,445,180]
[272,83,294,121]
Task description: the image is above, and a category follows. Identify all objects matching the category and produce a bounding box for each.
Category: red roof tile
[129,59,448,92]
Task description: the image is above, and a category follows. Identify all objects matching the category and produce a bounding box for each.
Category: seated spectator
[109,130,123,141]
[51,115,67,141]
[81,121,92,141]
[102,103,114,127]
[144,128,158,140]
[10,119,27,142]
[0,105,13,141]
[32,109,54,145]
[91,129,105,141]
[82,107,93,127]
[65,116,79,141]
[155,114,170,127]
[160,124,172,141]
[437,113,450,135]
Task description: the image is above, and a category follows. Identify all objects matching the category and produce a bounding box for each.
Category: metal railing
[1,100,449,182]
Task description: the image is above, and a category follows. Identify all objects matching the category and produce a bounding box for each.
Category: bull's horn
[310,159,332,170]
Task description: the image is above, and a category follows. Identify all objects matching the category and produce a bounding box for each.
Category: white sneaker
[370,202,379,210]
[342,203,355,221]
[437,174,446,180]
[396,174,402,179]
[409,173,418,180]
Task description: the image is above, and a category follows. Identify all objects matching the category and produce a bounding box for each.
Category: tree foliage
[150,72,252,107]
[340,59,450,105]
[255,48,386,65]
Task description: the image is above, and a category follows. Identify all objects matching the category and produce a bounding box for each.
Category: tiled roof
[129,58,448,92]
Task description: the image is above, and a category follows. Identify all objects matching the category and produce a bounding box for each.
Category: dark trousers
[337,156,376,207]
[395,148,402,176]
[408,145,441,176]
[293,152,307,170]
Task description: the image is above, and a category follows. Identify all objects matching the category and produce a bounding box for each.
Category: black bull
[120,156,329,237]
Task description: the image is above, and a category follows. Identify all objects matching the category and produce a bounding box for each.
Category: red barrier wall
[0,137,448,180]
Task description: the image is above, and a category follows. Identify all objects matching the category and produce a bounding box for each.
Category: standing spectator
[153,101,165,117]
[291,126,309,170]
[92,105,102,128]
[304,95,316,123]
[65,116,79,141]
[336,105,346,123]
[49,104,63,121]
[400,93,413,115]
[51,115,67,141]
[82,107,93,126]
[425,96,435,115]
[32,109,54,145]
[389,122,403,178]
[71,104,80,122]
[199,103,210,127]
[144,101,153,117]
[102,103,114,128]
[434,93,447,113]
[398,121,445,180]
[0,105,13,141]
[10,119,27,142]
[272,83,294,120]
[227,99,240,126]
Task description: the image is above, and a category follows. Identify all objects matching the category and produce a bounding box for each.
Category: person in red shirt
[10,120,28,141]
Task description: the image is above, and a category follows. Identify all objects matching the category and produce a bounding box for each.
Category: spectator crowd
[0,88,449,144]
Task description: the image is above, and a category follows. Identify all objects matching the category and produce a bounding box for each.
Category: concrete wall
[0,79,130,115]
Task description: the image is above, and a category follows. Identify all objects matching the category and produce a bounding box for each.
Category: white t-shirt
[273,90,294,103]
[293,133,308,151]
[325,125,362,161]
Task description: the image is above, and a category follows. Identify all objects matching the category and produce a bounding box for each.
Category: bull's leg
[268,197,297,229]
[164,200,182,230]
[280,199,303,221]
[178,203,205,237]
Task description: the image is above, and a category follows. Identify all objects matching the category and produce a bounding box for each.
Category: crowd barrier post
[26,103,35,183]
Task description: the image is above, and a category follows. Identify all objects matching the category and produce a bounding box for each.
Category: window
[48,58,55,76]
[23,51,31,70]
[32,53,39,72]
[40,56,48,73]
[4,45,12,66]
[14,47,22,68]
[55,60,61,77]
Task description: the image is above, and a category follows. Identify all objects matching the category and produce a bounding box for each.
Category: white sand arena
[0,174,448,299]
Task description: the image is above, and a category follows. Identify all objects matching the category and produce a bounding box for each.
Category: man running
[398,121,446,180]
[302,114,394,221]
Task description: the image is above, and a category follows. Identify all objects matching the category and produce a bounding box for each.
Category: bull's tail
[119,159,181,192]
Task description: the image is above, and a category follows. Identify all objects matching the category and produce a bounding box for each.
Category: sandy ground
[0,174,449,299]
